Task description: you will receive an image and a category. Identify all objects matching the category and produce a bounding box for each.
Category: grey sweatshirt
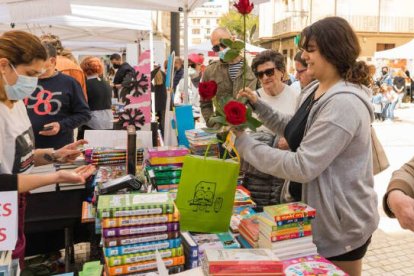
[235,80,379,258]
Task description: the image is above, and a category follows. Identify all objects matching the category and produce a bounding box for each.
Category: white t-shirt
[255,85,299,134]
[0,101,35,174]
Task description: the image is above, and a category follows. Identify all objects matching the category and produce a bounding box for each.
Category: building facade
[259,0,414,70]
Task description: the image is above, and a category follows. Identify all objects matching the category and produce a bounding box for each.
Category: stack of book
[202,248,284,275]
[145,146,189,193]
[229,206,256,234]
[96,192,185,275]
[145,164,183,193]
[237,217,259,248]
[85,148,144,166]
[233,186,256,209]
[185,129,219,157]
[283,254,348,275]
[258,202,318,260]
[180,231,240,270]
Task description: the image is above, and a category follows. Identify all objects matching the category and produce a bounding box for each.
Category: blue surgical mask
[3,64,38,100]
[219,48,229,61]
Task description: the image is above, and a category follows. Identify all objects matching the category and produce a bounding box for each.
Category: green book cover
[97,192,174,218]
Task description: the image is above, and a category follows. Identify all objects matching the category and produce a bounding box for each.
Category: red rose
[198,81,217,101]
[223,101,247,125]
[234,0,254,15]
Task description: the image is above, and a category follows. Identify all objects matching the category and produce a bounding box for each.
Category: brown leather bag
[371,127,389,175]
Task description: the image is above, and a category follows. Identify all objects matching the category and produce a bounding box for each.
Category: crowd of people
[2,15,414,276]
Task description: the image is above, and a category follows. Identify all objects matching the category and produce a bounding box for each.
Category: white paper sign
[84,130,153,149]
[0,191,18,251]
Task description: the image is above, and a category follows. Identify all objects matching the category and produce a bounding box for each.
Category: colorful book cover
[94,165,126,183]
[283,254,348,276]
[102,222,180,238]
[81,201,96,223]
[103,232,180,247]
[147,165,182,172]
[104,238,182,257]
[106,246,183,266]
[101,207,180,228]
[185,129,216,138]
[97,192,174,218]
[217,232,240,249]
[236,234,253,249]
[147,146,189,158]
[264,202,316,222]
[154,170,182,179]
[258,213,312,231]
[107,256,185,275]
[154,178,181,185]
[205,249,283,274]
[104,264,185,276]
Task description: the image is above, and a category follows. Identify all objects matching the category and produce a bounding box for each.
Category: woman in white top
[0,30,95,267]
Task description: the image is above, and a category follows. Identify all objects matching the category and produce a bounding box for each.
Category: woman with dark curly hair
[78,56,113,138]
[237,17,378,275]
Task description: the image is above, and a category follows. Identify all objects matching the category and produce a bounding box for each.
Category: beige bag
[371,127,389,175]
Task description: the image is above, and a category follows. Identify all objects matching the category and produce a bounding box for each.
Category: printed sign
[0,191,18,251]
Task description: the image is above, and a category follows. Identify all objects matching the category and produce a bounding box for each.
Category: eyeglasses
[255,68,276,79]
[212,43,227,53]
[296,68,307,75]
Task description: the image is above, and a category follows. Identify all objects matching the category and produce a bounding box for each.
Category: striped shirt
[228,60,243,80]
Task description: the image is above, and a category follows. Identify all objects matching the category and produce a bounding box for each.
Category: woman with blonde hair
[0,30,95,267]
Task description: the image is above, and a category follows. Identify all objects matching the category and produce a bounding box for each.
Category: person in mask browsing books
[174,53,205,120]
[200,27,257,128]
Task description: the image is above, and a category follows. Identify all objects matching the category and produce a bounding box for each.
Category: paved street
[363,104,414,275]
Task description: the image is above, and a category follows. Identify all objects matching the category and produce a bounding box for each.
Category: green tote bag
[175,154,240,233]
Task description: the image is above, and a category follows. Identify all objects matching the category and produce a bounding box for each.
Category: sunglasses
[212,43,227,53]
[255,68,276,79]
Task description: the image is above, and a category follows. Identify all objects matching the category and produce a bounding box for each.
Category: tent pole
[183,4,189,104]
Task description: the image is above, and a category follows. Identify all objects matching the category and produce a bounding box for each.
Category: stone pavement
[363,103,414,276]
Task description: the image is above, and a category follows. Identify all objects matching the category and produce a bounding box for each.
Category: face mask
[3,64,38,100]
[113,63,121,69]
[188,67,198,78]
[219,48,229,61]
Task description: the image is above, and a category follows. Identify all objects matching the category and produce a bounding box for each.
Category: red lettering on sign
[0,228,6,242]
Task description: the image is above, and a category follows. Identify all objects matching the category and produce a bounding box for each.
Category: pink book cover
[147,146,189,158]
[283,254,349,276]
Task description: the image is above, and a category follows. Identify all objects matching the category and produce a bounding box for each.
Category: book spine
[102,222,179,238]
[155,178,181,185]
[107,246,183,266]
[148,149,189,158]
[208,262,283,274]
[102,212,179,228]
[275,216,313,226]
[99,203,174,218]
[260,224,312,236]
[149,156,185,165]
[274,210,317,222]
[104,232,179,247]
[270,230,312,242]
[108,256,185,275]
[180,232,198,258]
[104,238,182,256]
[184,256,199,269]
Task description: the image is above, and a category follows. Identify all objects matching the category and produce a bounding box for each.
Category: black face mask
[382,70,387,75]
[113,64,121,69]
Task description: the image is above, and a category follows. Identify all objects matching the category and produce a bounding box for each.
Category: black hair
[251,50,286,74]
[110,53,121,61]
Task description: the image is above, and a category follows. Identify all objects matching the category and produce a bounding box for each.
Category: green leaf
[246,106,252,118]
[233,40,245,50]
[209,116,228,125]
[248,116,263,128]
[223,49,240,62]
[220,38,233,48]
[250,24,257,41]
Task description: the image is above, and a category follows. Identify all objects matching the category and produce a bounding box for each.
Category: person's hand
[39,122,60,136]
[388,190,414,231]
[54,140,88,163]
[56,164,96,184]
[277,137,290,150]
[237,87,258,104]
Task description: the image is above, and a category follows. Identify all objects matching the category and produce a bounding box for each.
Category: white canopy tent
[374,39,414,60]
[0,0,208,101]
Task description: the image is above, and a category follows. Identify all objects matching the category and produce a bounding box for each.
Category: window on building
[192,29,200,34]
[192,19,201,24]
[376,43,395,51]
[206,28,210,34]
[192,38,201,44]
[206,19,210,25]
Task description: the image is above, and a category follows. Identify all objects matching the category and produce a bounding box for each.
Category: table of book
[86,143,349,276]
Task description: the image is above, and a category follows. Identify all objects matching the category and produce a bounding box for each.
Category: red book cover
[270,230,312,242]
[264,202,316,222]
